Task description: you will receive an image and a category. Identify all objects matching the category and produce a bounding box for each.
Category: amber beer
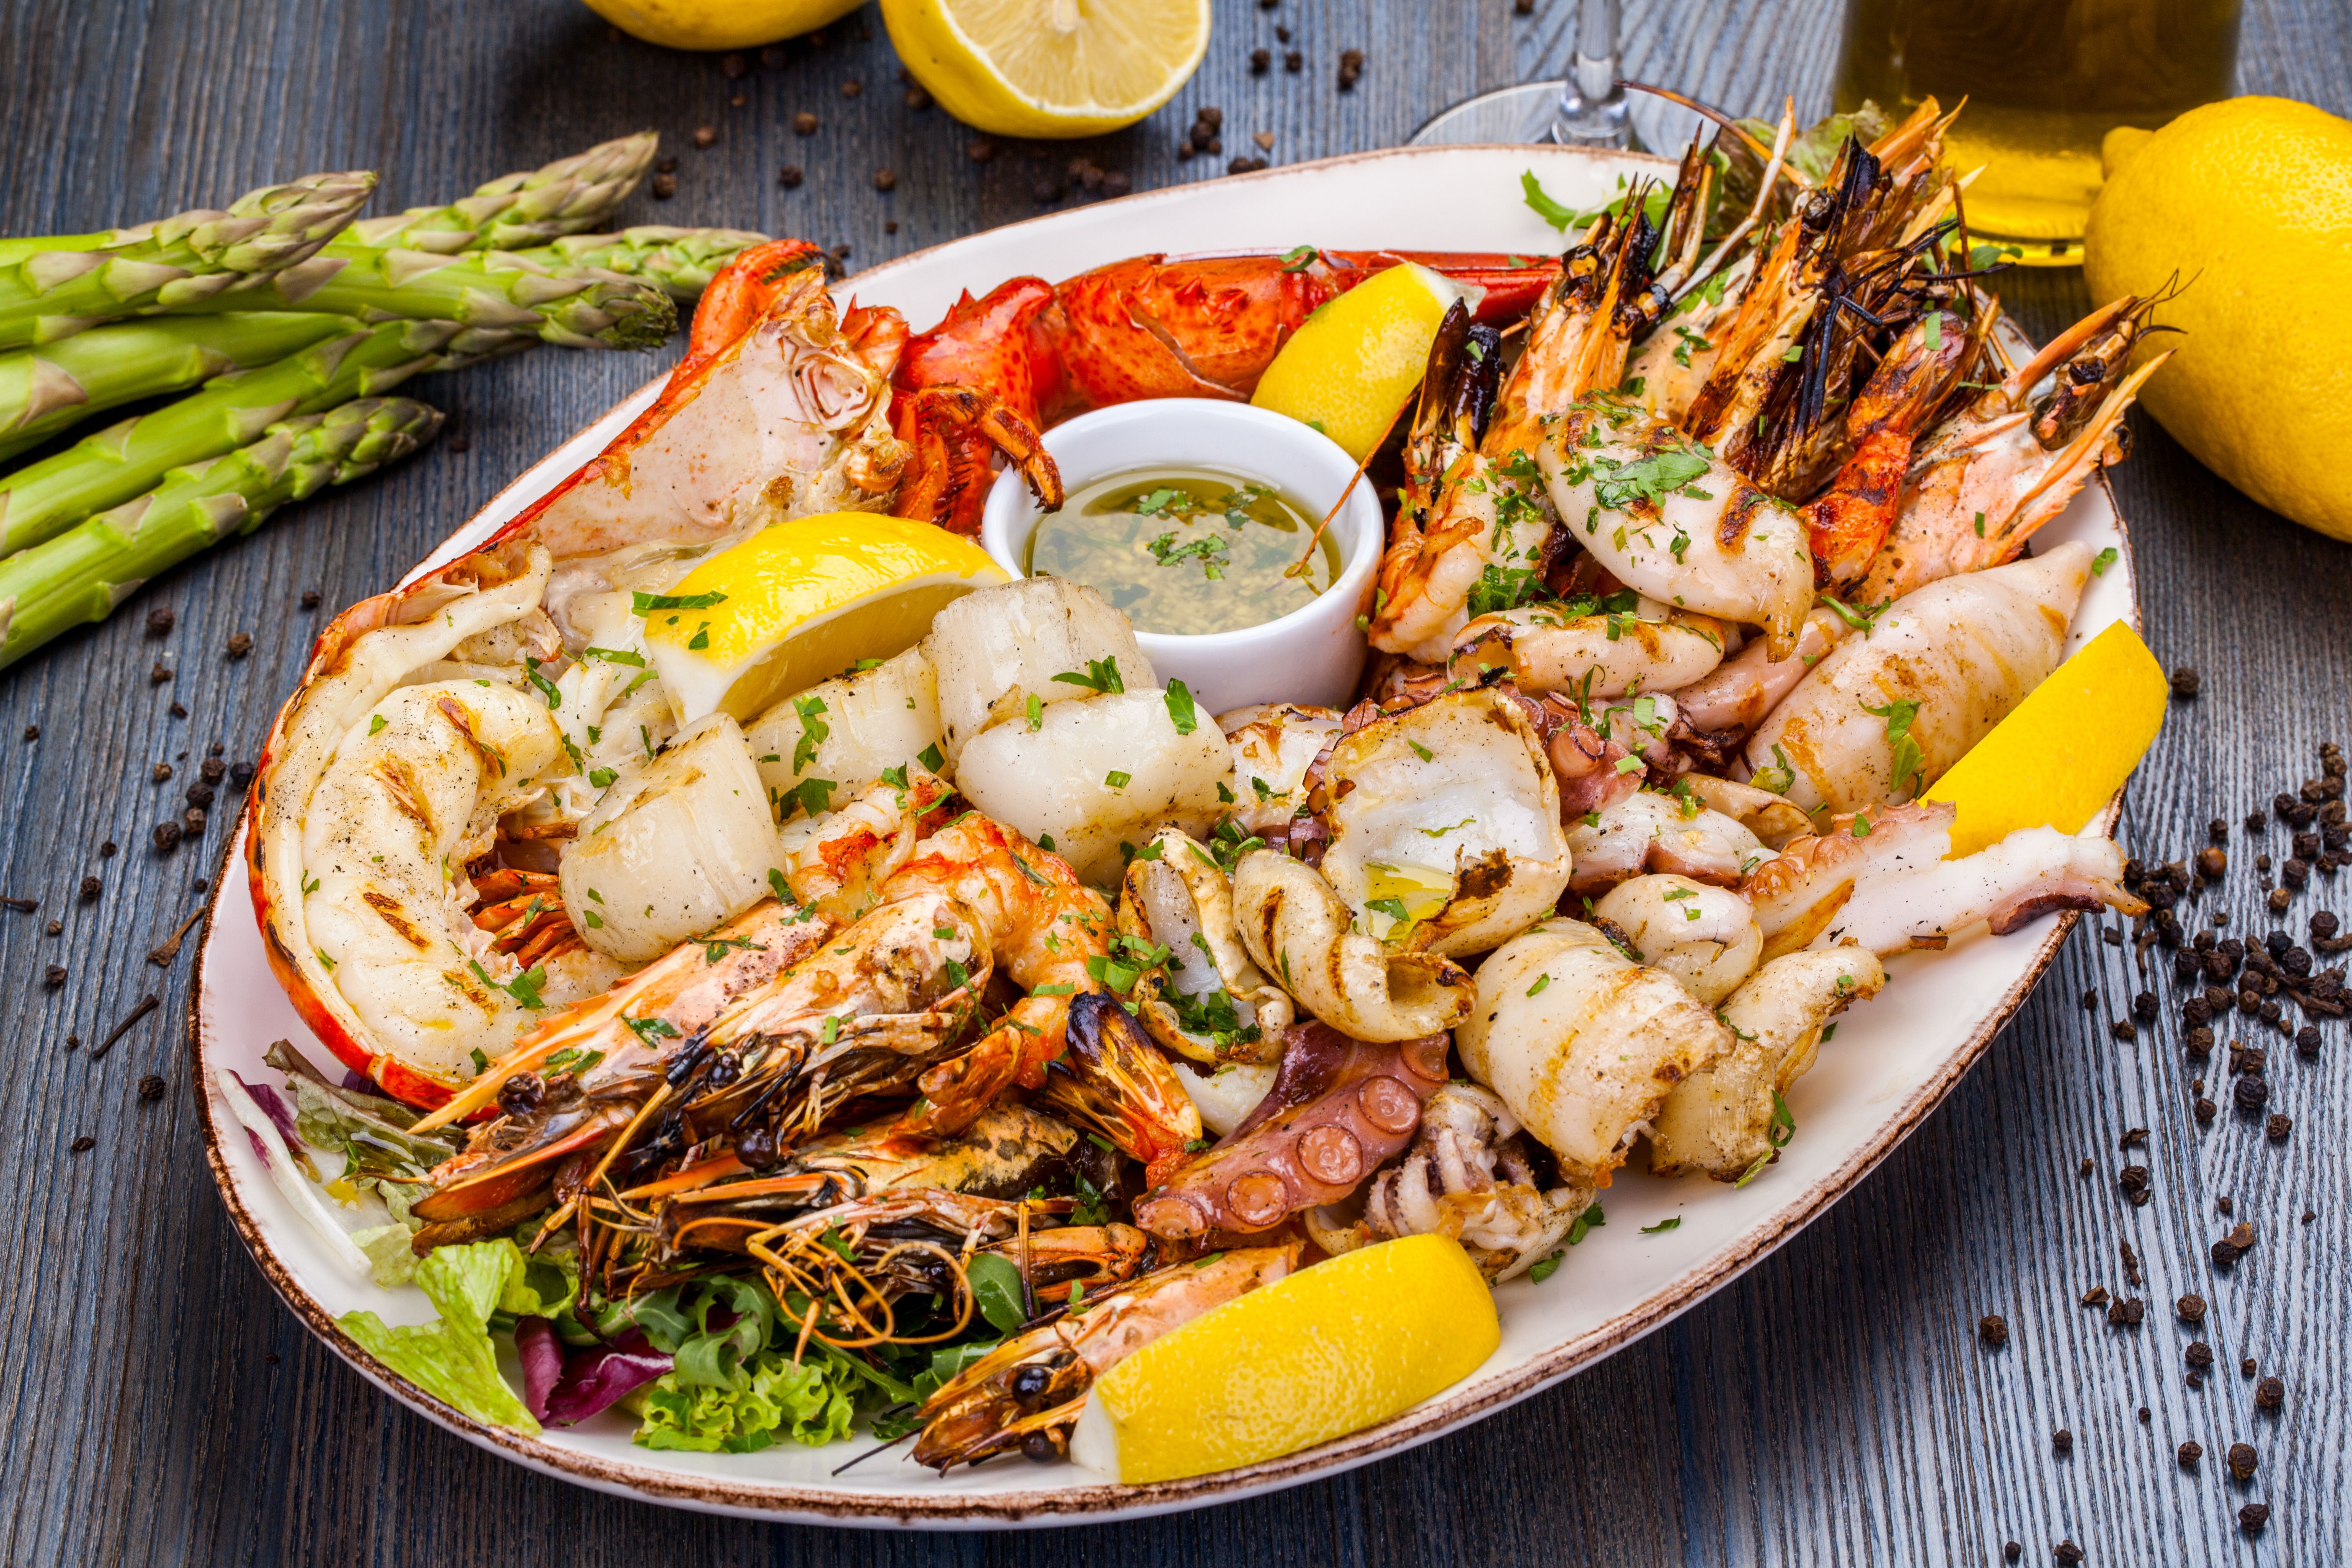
[1834,0,2241,260]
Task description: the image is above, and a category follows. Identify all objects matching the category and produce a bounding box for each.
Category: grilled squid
[1349,1082,1589,1282]
[1118,826,1289,1065]
[1744,542,2093,814]
[1456,918,1732,1189]
[1449,600,1725,698]
[1741,799,2147,959]
[1232,850,1474,1042]
[1221,701,1343,836]
[1564,789,1769,892]
[1316,687,1573,956]
[1590,873,1761,1006]
[1649,948,1886,1180]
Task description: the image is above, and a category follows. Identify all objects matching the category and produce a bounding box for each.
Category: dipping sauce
[1023,468,1343,636]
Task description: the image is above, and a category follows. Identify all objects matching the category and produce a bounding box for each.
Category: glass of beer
[1834,0,2242,264]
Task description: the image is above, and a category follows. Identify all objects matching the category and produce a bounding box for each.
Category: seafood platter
[193,107,2168,1524]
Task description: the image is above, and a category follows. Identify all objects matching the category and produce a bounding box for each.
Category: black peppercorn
[2178,1439,2203,1467]
[2233,1075,2269,1112]
[2177,1293,2207,1323]
[1978,1314,2008,1348]
[2187,1341,2214,1368]
[2239,1503,2269,1535]
[2227,1441,2257,1481]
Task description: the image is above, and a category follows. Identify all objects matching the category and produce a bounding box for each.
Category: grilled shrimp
[886,812,1115,1132]
[916,1243,1299,1472]
[1741,800,2147,959]
[1456,918,1731,1191]
[1744,542,2092,814]
[1370,205,1658,663]
[1859,295,2171,603]
[1449,598,1727,699]
[1537,395,1818,659]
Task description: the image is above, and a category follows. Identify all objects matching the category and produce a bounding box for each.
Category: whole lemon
[579,0,864,51]
[2084,97,2352,543]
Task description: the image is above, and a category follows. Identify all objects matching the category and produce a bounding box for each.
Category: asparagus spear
[501,225,770,300]
[339,132,660,255]
[0,170,376,350]
[0,312,352,466]
[190,244,677,350]
[0,317,520,554]
[0,398,441,670]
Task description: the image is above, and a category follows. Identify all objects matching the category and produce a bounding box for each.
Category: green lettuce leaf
[350,1223,418,1289]
[635,1350,855,1453]
[339,1239,540,1433]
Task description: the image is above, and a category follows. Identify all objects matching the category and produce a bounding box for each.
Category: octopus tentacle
[1132,1022,1449,1240]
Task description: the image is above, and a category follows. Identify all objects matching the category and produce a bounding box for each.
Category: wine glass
[1406,0,1700,152]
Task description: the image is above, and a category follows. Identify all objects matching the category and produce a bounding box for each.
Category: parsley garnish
[1163,679,1199,735]
[1052,657,1125,695]
[631,589,726,615]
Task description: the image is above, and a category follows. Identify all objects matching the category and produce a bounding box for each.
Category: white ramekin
[978,401,1385,718]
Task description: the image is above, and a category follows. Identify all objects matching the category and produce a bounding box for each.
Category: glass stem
[1547,0,1627,147]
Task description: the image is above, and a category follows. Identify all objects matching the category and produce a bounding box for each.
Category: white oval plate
[192,143,2136,1528]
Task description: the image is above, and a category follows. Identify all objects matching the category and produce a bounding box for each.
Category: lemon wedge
[880,0,1210,139]
[642,513,1006,724]
[1250,263,1485,462]
[1069,1235,1498,1485]
[1924,619,2167,858]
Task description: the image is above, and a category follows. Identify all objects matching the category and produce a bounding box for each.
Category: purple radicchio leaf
[544,1328,672,1426]
[516,1316,565,1424]
[234,1073,302,1145]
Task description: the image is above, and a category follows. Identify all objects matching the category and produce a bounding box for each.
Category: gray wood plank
[0,0,2345,1563]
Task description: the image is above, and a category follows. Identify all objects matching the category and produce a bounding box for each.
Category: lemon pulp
[880,0,1210,139]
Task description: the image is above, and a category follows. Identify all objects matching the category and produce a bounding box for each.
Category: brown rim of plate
[189,141,2138,1525]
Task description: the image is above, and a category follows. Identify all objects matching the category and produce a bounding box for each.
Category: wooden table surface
[3,0,2347,1561]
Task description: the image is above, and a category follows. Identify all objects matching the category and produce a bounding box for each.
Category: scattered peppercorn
[77,875,99,901]
[691,125,717,149]
[138,1074,165,1100]
[2051,1428,2072,1455]
[152,820,183,854]
[2239,1503,2269,1535]
[2227,1441,2257,1481]
[2178,1439,2203,1468]
[1979,1313,2008,1348]
[2194,1096,2217,1124]
[21,725,36,740]
[149,660,171,685]
[1251,46,1271,72]
[795,111,820,135]
[2004,1546,2022,1565]
[2233,1075,2269,1112]
[1337,46,1365,88]
[841,78,862,97]
[69,1135,94,1152]
[2186,1341,2214,1369]
[299,590,320,609]
[2177,1293,2207,1324]
[43,964,66,988]
[649,174,676,200]
[2052,1543,2083,1567]
[99,839,116,857]
[2169,666,2200,698]
[2266,1112,2291,1142]
[873,168,897,191]
[779,165,804,188]
[1284,49,1304,72]
[2254,1375,2284,1410]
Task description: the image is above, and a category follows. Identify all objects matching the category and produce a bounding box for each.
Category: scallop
[745,645,942,817]
[952,687,1231,886]
[558,712,786,963]
[921,578,1152,764]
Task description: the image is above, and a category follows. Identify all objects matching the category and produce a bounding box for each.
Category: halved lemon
[642,512,1006,724]
[880,0,1211,139]
[577,0,864,51]
[1924,619,2167,857]
[1068,1235,1499,1485]
[1250,263,1485,462]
